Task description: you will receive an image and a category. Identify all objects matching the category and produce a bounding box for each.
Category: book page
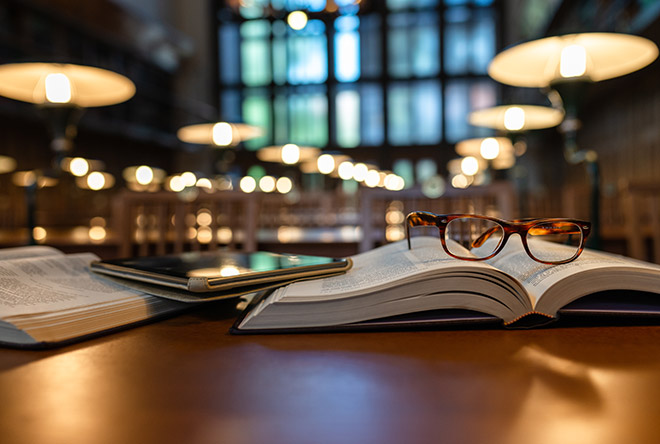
[0,245,64,261]
[0,253,154,317]
[481,236,660,309]
[273,237,495,301]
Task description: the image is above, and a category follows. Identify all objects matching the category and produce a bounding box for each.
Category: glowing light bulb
[181,171,197,187]
[44,73,72,103]
[452,174,469,189]
[259,175,276,192]
[135,165,154,185]
[287,11,308,30]
[317,154,335,174]
[276,177,293,194]
[352,163,368,182]
[169,176,185,192]
[503,107,525,131]
[239,176,257,193]
[212,122,233,146]
[196,178,213,189]
[461,156,479,176]
[560,44,587,78]
[364,170,380,188]
[87,172,106,190]
[480,138,500,160]
[281,144,300,164]
[69,157,89,177]
[337,161,354,180]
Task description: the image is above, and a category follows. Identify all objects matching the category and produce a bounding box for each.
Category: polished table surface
[2,301,660,444]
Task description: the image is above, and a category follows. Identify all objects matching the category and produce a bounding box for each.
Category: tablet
[90,250,352,294]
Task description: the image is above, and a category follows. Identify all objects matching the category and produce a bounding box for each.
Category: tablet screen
[96,250,348,280]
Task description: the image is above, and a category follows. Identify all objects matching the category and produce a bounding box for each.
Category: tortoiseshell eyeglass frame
[405,212,592,265]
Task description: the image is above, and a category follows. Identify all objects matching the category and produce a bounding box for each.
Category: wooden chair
[112,190,258,257]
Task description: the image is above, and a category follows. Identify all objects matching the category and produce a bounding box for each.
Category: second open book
[234,236,660,332]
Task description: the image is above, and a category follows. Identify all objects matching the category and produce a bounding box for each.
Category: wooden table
[2,301,660,444]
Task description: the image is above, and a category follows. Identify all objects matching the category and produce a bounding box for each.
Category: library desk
[2,301,660,444]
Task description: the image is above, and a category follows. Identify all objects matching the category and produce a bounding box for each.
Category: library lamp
[0,62,135,244]
[468,105,564,132]
[177,122,263,147]
[257,144,320,165]
[488,32,658,161]
[488,32,658,248]
[0,62,135,160]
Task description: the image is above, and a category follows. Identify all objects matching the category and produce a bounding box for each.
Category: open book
[233,236,660,332]
[0,246,189,348]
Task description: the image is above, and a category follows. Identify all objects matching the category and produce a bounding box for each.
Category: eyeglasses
[406,212,592,265]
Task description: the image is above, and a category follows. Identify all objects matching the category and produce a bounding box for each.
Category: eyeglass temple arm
[406,212,439,249]
[471,226,499,248]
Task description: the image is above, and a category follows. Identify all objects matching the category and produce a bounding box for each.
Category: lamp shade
[177,122,263,146]
[469,105,564,131]
[0,155,17,174]
[0,63,135,107]
[455,136,514,158]
[488,33,658,87]
[257,144,320,165]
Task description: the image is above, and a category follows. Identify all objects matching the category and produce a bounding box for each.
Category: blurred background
[0,0,659,262]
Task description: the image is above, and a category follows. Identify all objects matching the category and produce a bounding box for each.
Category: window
[216,0,500,183]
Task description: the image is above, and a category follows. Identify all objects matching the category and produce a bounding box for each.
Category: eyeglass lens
[444,217,584,263]
[445,217,504,259]
[526,221,583,263]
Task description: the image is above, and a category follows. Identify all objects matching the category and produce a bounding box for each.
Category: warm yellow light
[135,165,154,185]
[385,225,405,242]
[288,11,308,30]
[0,63,135,107]
[480,138,500,160]
[317,154,335,174]
[33,226,47,241]
[337,161,354,180]
[276,176,293,194]
[277,226,304,243]
[489,33,658,87]
[503,107,525,131]
[352,163,368,182]
[44,73,72,103]
[386,210,405,224]
[180,171,197,187]
[196,178,213,190]
[469,105,564,132]
[240,176,257,193]
[87,172,106,190]
[178,122,262,146]
[461,156,479,176]
[217,227,233,243]
[220,266,240,277]
[0,155,16,174]
[212,122,233,146]
[197,226,213,244]
[88,226,107,242]
[169,175,185,192]
[560,44,587,78]
[196,210,213,227]
[281,144,301,164]
[451,174,470,189]
[259,175,276,193]
[384,174,405,191]
[364,169,380,188]
[69,157,89,177]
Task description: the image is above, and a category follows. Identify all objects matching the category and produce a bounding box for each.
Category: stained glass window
[216,0,500,182]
